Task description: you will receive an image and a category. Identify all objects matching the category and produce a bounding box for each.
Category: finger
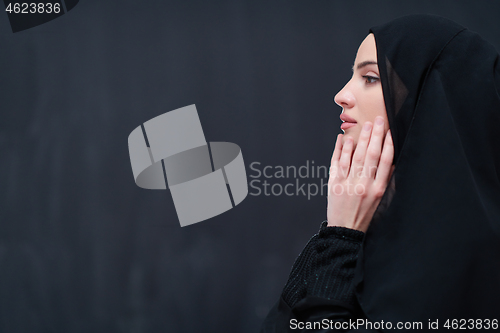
[375,129,394,183]
[364,116,385,177]
[330,134,344,165]
[338,136,354,179]
[329,134,343,179]
[350,121,372,178]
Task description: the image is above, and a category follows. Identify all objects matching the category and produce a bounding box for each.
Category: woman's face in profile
[334,33,389,146]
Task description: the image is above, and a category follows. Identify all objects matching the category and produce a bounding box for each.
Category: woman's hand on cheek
[327,117,394,232]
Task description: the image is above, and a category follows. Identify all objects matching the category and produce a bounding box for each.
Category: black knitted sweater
[261,221,366,332]
[281,221,364,308]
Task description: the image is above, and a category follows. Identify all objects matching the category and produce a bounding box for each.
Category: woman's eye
[363,75,379,84]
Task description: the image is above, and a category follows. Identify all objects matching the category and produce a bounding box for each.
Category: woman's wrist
[319,221,365,242]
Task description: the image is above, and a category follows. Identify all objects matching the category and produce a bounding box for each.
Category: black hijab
[355,14,500,323]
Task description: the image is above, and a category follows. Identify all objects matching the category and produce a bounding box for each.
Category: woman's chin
[342,127,360,144]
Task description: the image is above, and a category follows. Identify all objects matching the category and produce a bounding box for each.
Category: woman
[261,14,500,332]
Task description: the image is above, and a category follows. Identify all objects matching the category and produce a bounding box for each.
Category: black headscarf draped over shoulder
[355,14,500,322]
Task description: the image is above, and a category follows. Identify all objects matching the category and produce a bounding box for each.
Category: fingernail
[363,122,372,131]
[376,117,384,126]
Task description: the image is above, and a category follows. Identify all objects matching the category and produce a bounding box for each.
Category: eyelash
[363,75,379,84]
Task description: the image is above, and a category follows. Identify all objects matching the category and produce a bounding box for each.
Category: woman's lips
[341,122,357,130]
[340,113,357,130]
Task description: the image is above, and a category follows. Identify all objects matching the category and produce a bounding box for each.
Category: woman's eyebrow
[352,60,378,72]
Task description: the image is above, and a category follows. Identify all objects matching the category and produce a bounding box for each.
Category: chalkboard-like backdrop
[0,1,499,332]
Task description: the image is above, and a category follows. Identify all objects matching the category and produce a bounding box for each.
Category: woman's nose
[334,83,355,109]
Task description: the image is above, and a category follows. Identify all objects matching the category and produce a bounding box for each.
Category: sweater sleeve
[282,221,365,309]
[261,221,366,332]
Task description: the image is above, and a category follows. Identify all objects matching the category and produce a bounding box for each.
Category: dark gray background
[1,1,499,332]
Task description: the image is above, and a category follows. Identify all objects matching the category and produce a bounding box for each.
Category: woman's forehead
[354,34,377,69]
